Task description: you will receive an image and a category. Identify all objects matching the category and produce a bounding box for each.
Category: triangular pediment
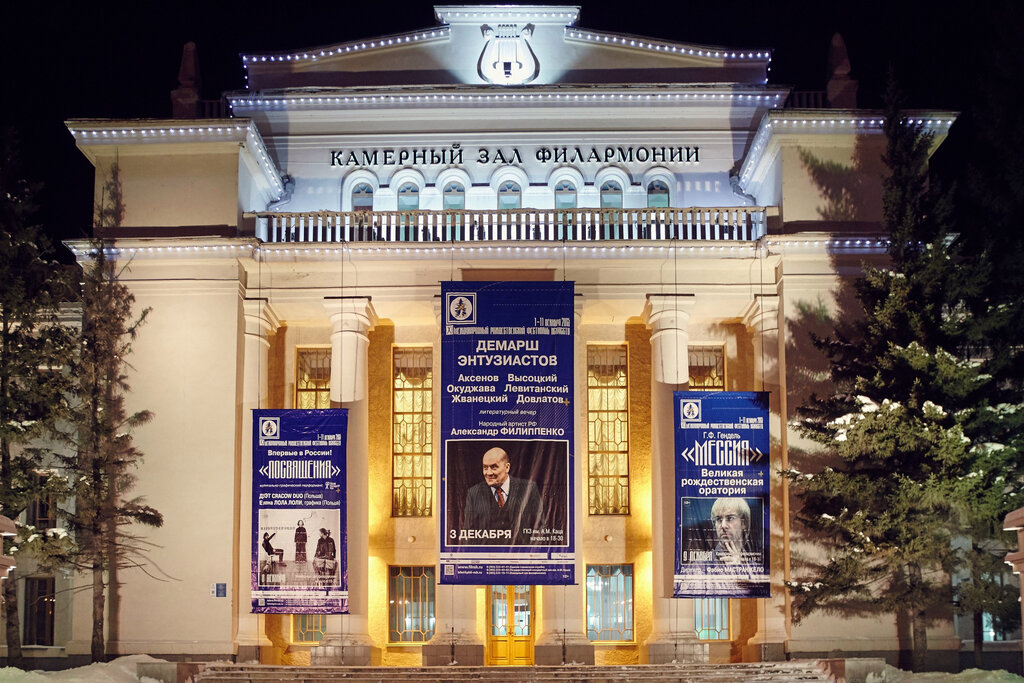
[242,5,770,89]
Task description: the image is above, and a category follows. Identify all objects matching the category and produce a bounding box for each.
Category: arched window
[397,183,419,211]
[352,183,374,211]
[647,180,670,208]
[443,182,465,211]
[498,181,521,210]
[600,180,623,209]
[554,180,577,210]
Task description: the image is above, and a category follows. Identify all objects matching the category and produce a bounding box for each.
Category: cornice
[737,108,958,195]
[66,118,284,198]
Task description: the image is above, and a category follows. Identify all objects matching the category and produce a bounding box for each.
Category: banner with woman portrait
[673,391,770,598]
[440,281,575,585]
[252,409,348,613]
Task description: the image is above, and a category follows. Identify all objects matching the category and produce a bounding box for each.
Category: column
[642,294,707,663]
[424,299,485,665]
[237,298,279,660]
[741,294,789,661]
[535,300,593,665]
[312,297,378,665]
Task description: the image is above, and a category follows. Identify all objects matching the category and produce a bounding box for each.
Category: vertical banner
[441,281,574,585]
[252,409,348,613]
[673,391,770,598]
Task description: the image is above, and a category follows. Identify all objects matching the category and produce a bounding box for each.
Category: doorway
[486,585,534,665]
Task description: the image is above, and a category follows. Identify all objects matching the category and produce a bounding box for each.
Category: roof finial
[826,33,857,108]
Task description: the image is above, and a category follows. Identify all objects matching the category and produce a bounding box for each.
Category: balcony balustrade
[248,206,774,244]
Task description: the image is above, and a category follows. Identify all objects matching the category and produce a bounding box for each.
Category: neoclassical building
[10,3,1002,671]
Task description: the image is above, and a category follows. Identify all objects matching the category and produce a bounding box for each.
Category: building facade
[10,4,1009,671]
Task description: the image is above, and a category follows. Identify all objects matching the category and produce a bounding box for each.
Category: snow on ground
[867,667,1023,683]
[0,658,1021,682]
[0,655,162,683]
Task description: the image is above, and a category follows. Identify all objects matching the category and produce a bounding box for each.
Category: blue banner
[252,409,348,613]
[673,392,770,598]
[440,282,575,585]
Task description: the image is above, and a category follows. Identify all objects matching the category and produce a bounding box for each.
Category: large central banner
[673,391,770,598]
[440,281,575,585]
[252,409,348,613]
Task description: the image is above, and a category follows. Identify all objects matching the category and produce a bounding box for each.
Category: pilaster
[237,298,280,658]
[642,293,707,663]
[740,294,789,661]
[311,297,378,665]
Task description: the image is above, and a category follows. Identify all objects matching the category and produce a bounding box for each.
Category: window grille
[291,614,327,644]
[393,347,433,516]
[397,183,420,211]
[388,566,436,643]
[554,180,577,210]
[352,182,374,210]
[587,344,629,515]
[688,345,725,390]
[694,597,730,640]
[23,576,55,646]
[498,181,521,210]
[647,180,670,208]
[296,347,332,409]
[586,564,634,641]
[600,180,623,209]
[26,472,56,529]
[443,182,465,210]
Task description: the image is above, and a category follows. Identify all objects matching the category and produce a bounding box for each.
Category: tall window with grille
[26,472,56,529]
[585,564,634,641]
[392,347,433,516]
[295,347,331,409]
[587,344,629,515]
[689,344,729,639]
[388,565,436,643]
[23,576,55,646]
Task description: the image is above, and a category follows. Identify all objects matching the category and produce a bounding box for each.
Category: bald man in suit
[463,447,543,544]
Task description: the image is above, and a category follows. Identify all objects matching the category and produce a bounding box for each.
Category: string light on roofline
[67,237,888,261]
[67,122,284,195]
[563,28,771,65]
[227,90,786,110]
[241,27,450,69]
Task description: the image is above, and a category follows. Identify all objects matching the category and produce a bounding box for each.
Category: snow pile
[0,655,163,682]
[869,665,1024,683]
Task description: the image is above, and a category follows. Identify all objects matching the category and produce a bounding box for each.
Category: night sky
[2,1,1012,252]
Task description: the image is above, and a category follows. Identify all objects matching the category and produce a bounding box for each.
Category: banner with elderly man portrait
[440,281,574,585]
[674,391,770,598]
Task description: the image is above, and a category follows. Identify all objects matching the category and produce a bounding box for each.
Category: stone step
[197,661,833,683]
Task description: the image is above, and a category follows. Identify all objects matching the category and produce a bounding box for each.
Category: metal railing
[248,207,772,244]
[785,91,826,108]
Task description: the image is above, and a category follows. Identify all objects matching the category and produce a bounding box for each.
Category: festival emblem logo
[680,399,701,423]
[446,292,476,324]
[259,416,280,440]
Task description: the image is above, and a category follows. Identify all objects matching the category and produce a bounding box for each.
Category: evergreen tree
[786,86,978,671]
[57,163,162,662]
[0,130,76,668]
[945,4,1024,660]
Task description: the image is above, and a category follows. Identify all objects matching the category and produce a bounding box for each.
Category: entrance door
[486,585,533,665]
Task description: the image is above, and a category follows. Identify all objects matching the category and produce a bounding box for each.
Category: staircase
[198,660,836,682]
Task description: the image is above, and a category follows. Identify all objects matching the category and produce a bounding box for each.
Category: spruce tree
[945,6,1024,659]
[0,130,76,668]
[58,163,162,662]
[786,86,977,671]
